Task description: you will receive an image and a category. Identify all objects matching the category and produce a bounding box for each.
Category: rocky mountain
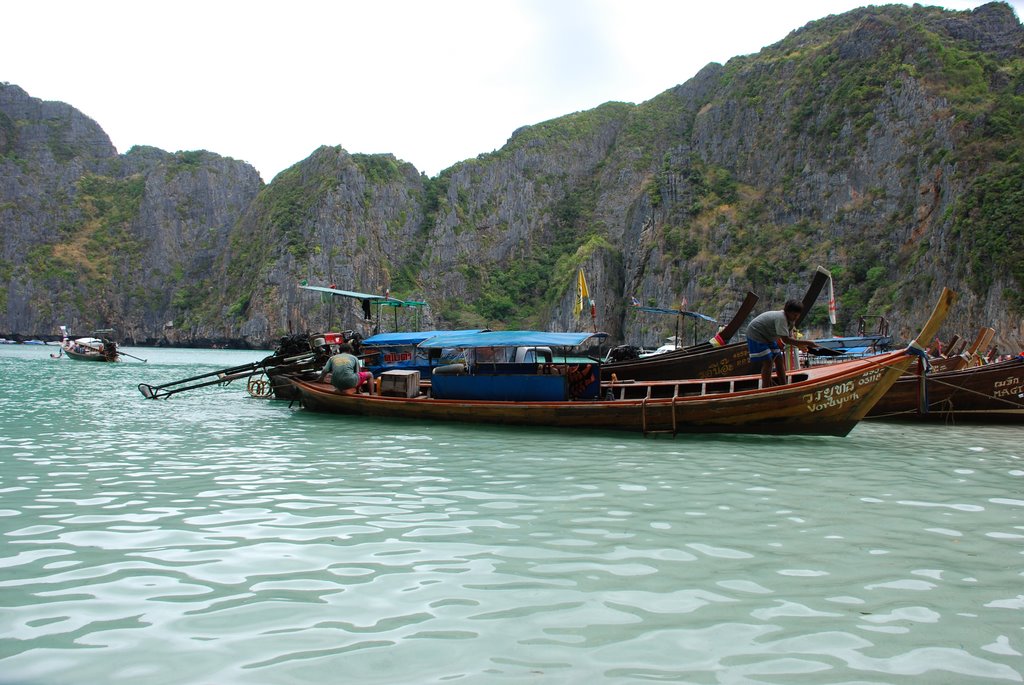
[2,2,1022,351]
[0,87,262,345]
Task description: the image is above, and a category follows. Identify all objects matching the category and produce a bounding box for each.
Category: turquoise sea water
[0,344,1022,684]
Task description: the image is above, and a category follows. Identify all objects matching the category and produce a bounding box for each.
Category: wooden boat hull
[58,331,118,362]
[289,351,912,437]
[64,348,110,362]
[868,356,1024,422]
[602,341,753,381]
[923,354,970,374]
[266,367,319,400]
[289,287,953,436]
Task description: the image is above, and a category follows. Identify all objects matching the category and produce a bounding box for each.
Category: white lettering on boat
[804,381,858,413]
[993,375,1023,398]
[856,368,883,386]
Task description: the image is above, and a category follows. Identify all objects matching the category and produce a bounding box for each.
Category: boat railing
[605,372,814,401]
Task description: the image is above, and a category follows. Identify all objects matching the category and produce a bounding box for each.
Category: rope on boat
[246,374,274,399]
[906,341,932,372]
[895,365,1024,411]
[904,342,932,413]
[853,343,1024,420]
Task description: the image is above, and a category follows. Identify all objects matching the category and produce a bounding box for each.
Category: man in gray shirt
[746,300,817,387]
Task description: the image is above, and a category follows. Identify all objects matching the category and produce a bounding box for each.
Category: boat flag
[827,274,837,325]
[708,330,726,347]
[574,269,589,320]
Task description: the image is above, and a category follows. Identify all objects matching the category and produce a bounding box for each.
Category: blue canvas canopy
[362,330,486,346]
[418,330,607,349]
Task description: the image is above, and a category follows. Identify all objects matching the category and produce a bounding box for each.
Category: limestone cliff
[1,2,1022,351]
[0,84,262,344]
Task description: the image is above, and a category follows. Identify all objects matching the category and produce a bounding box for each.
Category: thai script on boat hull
[698,349,749,379]
[993,375,1023,399]
[856,368,884,386]
[804,380,859,413]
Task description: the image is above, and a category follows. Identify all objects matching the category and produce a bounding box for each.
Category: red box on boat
[322,332,346,345]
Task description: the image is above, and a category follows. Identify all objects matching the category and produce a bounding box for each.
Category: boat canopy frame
[300,285,428,334]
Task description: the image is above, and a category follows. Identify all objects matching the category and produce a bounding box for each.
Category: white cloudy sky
[4,0,1020,181]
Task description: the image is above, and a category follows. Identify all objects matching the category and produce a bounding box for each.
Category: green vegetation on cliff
[953,159,1024,309]
[26,173,146,286]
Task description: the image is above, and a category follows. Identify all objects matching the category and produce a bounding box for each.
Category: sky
[4,0,1021,182]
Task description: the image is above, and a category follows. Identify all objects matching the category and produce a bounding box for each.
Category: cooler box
[322,332,346,345]
[380,370,421,397]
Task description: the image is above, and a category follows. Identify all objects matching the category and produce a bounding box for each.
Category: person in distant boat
[745,299,817,387]
[318,343,373,395]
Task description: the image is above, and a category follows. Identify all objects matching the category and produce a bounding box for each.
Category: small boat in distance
[52,326,119,362]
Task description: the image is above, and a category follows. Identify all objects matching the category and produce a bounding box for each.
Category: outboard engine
[607,345,641,362]
[275,333,314,357]
[345,330,363,354]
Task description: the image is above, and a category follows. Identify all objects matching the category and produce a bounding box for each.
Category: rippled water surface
[1,345,1022,684]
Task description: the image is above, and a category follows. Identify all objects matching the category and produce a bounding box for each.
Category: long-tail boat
[925,326,995,374]
[51,325,119,362]
[867,353,1024,422]
[286,289,954,437]
[601,265,832,381]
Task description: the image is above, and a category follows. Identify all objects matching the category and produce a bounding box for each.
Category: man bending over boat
[745,300,817,387]
[318,343,374,395]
